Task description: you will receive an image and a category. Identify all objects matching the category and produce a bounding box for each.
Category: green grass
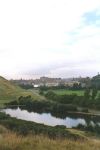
[0,76,44,105]
[51,89,84,96]
[48,89,100,97]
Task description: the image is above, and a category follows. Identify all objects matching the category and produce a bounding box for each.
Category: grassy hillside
[0,76,44,105]
[0,125,100,150]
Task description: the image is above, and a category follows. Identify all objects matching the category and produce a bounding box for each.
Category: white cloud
[0,0,100,79]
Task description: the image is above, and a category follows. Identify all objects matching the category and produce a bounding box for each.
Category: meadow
[47,89,100,96]
[52,89,84,96]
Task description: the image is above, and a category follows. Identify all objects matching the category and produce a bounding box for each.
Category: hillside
[0,125,100,150]
[0,76,44,105]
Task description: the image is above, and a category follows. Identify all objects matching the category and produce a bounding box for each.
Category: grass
[0,76,44,105]
[53,89,84,96]
[47,89,100,96]
[0,126,100,150]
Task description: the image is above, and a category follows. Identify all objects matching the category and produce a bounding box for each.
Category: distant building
[45,82,59,87]
[32,77,62,87]
[64,81,80,87]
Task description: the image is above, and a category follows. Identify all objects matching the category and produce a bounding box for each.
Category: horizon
[1,73,99,80]
[0,0,100,79]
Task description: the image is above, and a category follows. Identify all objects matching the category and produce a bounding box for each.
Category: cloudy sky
[0,0,100,79]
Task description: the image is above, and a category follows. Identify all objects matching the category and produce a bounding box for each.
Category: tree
[84,88,91,99]
[92,88,98,99]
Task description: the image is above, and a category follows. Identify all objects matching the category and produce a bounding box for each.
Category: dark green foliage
[18,96,78,113]
[6,96,77,118]
[45,90,57,100]
[91,74,100,89]
[5,100,18,108]
[39,90,44,95]
[75,124,100,134]
[81,108,88,113]
[84,88,91,99]
[19,84,33,89]
[0,112,81,139]
[91,88,98,99]
[45,91,78,104]
[72,83,82,90]
[39,84,84,92]
[45,89,100,110]
[0,112,100,137]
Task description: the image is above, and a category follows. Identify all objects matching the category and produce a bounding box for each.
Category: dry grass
[0,127,100,150]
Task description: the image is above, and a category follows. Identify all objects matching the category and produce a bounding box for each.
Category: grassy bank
[0,125,100,150]
[0,112,83,139]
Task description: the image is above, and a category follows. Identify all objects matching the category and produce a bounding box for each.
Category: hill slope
[0,76,44,105]
[0,125,100,150]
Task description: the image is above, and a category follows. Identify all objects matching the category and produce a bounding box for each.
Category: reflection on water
[1,107,96,128]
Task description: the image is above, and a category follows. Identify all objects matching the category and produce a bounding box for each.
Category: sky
[0,0,100,79]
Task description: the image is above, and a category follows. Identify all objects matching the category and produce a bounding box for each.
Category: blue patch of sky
[83,10,100,26]
[65,10,100,46]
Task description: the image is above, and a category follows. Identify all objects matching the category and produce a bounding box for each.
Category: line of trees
[43,88,100,110]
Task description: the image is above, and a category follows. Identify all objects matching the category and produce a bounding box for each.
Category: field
[47,89,100,97]
[52,89,84,96]
[0,125,100,150]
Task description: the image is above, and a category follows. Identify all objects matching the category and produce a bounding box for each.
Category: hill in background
[0,76,44,105]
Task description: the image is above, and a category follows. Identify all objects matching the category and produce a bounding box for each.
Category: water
[2,108,100,128]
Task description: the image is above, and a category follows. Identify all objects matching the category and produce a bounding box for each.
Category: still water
[2,108,100,128]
